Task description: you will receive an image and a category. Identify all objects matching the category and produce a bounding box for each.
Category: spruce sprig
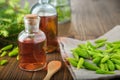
[0,0,29,45]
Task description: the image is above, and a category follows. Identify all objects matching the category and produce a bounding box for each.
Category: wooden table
[1,0,120,80]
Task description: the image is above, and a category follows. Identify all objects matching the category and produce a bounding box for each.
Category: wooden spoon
[43,61,62,80]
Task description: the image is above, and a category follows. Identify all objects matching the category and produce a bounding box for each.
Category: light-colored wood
[43,61,62,80]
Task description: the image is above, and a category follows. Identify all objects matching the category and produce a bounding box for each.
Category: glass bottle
[49,0,71,24]
[18,14,46,71]
[31,0,58,53]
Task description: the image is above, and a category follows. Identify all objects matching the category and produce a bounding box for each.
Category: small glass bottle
[18,14,46,71]
[31,0,58,53]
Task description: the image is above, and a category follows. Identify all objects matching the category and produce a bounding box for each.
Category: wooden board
[1,0,120,80]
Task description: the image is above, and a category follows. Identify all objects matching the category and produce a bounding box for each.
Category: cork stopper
[24,14,39,26]
[25,14,38,19]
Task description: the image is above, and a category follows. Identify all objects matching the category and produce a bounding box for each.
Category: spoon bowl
[43,61,62,80]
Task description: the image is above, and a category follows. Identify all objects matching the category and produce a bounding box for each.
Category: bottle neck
[39,0,49,4]
[25,24,39,33]
[24,16,40,33]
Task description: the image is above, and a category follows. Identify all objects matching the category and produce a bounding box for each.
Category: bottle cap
[41,0,49,4]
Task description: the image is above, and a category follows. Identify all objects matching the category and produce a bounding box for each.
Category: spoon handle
[43,73,53,80]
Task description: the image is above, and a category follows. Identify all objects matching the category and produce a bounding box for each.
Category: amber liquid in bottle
[39,15,58,53]
[18,38,46,71]
[18,14,46,71]
[31,0,59,53]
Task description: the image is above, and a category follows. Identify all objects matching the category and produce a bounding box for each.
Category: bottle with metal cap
[31,0,58,53]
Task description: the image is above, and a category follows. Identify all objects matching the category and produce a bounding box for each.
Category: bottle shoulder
[18,30,46,43]
[31,3,57,16]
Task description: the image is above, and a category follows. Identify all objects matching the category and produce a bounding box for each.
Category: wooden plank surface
[1,0,120,80]
[59,0,120,40]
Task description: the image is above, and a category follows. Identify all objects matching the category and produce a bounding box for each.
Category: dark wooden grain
[1,0,120,80]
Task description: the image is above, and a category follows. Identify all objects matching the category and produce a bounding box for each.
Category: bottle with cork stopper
[18,14,46,71]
